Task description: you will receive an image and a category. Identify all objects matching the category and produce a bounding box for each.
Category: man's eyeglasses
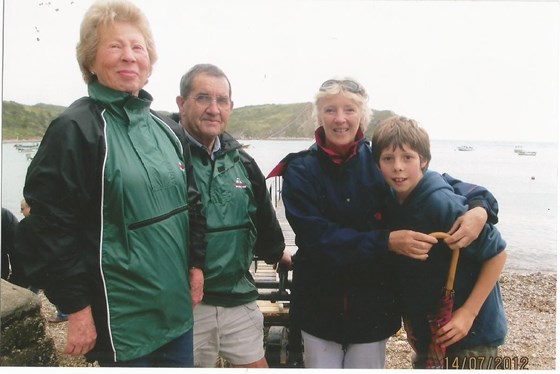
[320,79,365,96]
[188,94,231,110]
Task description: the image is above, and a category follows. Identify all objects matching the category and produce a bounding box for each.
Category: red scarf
[315,127,364,165]
[266,127,364,178]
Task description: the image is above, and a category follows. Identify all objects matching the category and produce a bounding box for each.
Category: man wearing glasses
[172,64,292,368]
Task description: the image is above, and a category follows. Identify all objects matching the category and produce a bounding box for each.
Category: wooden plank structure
[251,178,305,367]
[253,176,296,319]
[251,181,302,366]
[254,262,291,326]
[252,197,296,327]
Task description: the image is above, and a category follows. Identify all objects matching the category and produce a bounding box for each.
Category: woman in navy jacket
[269,78,498,368]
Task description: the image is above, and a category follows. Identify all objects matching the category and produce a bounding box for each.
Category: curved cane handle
[429,232,460,292]
[429,231,450,240]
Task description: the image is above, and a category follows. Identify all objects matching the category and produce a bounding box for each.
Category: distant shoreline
[2,139,42,144]
[505,268,557,275]
[504,267,556,275]
[3,137,315,142]
[4,138,557,145]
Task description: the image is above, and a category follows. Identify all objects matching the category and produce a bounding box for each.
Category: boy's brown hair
[371,115,431,171]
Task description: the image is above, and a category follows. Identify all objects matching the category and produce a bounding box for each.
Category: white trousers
[193,301,265,367]
[301,330,387,368]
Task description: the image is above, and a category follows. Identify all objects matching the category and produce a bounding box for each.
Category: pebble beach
[40,270,556,370]
[385,271,556,370]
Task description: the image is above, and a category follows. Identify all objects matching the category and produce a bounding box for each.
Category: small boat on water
[14,142,39,151]
[517,150,537,156]
[514,145,524,154]
[457,145,474,151]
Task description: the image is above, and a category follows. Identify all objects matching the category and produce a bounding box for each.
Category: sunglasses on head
[320,79,365,95]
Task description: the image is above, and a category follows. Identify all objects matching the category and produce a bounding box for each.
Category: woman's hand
[388,230,437,260]
[445,207,487,250]
[63,306,97,356]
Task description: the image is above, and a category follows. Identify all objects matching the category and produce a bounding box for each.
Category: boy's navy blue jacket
[384,170,507,352]
[273,137,500,346]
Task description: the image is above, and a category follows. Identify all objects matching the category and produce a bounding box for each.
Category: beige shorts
[193,301,265,367]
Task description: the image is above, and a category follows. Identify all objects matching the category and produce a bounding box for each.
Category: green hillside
[2,100,395,141]
[2,101,66,140]
[227,102,315,139]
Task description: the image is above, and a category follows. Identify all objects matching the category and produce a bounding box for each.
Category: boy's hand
[435,306,476,347]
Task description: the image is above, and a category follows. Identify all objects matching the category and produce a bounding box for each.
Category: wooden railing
[267,176,283,208]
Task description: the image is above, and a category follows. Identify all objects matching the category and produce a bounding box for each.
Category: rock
[0,279,59,366]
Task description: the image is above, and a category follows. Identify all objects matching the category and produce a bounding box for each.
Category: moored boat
[14,142,39,151]
[517,150,537,156]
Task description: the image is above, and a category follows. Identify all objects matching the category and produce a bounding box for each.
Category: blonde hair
[76,0,157,84]
[313,78,372,132]
[371,115,432,171]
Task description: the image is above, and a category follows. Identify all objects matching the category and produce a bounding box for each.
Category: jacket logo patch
[234,177,247,189]
[373,212,382,221]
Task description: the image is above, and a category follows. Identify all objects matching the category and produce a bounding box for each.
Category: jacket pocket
[128,205,189,230]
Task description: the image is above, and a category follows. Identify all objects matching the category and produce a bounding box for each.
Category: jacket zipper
[128,205,189,230]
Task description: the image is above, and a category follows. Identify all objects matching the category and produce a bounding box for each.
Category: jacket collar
[88,80,153,122]
[182,127,222,160]
[315,127,364,165]
[182,129,242,159]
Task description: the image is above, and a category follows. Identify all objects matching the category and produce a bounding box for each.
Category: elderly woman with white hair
[269,78,498,368]
[16,0,205,367]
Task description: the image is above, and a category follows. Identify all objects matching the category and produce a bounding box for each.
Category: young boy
[371,116,507,369]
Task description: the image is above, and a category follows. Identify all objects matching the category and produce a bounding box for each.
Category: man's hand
[63,306,97,356]
[388,230,437,260]
[189,267,204,308]
[274,251,292,272]
[446,207,487,250]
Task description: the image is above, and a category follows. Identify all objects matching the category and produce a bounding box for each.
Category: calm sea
[2,139,557,273]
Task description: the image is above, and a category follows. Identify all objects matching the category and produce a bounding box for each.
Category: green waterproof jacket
[16,82,205,362]
[168,123,285,307]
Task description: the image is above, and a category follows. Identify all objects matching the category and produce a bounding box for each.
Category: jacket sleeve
[15,106,104,314]
[240,150,286,264]
[184,143,207,269]
[442,173,499,224]
[1,208,24,286]
[1,208,19,257]
[281,156,390,268]
[426,185,506,262]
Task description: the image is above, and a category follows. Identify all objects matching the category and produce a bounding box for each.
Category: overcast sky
[1,0,559,142]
